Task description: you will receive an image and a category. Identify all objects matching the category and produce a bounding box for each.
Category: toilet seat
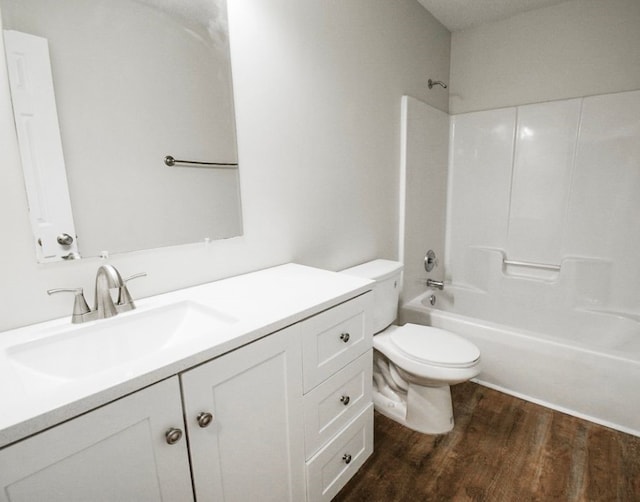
[389,323,480,368]
[373,324,481,385]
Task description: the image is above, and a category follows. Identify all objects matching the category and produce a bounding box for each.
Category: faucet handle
[124,272,147,283]
[47,288,91,324]
[117,272,147,309]
[424,250,439,272]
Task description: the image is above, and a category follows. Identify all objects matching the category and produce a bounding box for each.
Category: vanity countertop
[0,263,373,448]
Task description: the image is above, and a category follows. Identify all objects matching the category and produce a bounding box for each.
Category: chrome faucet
[48,265,146,323]
[426,278,444,290]
[94,264,123,319]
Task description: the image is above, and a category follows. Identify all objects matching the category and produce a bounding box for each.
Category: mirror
[1,0,242,262]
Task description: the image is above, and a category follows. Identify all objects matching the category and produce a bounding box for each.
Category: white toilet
[342,259,481,434]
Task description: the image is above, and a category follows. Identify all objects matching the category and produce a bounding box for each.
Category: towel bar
[164,155,238,169]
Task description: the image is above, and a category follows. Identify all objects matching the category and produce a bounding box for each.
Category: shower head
[428,78,447,89]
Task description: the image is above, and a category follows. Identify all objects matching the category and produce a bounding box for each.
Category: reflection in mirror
[2,0,242,262]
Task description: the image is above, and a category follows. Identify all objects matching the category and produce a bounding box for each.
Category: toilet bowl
[341,259,481,434]
[373,323,480,434]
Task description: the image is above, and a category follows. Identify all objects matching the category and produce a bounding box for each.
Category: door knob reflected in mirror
[57,233,74,246]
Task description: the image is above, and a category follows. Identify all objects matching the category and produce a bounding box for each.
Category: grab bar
[503,259,560,271]
[164,155,238,169]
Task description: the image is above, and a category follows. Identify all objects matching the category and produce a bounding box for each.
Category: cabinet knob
[342,453,352,464]
[165,427,183,445]
[197,412,214,428]
[340,395,350,406]
[340,332,350,343]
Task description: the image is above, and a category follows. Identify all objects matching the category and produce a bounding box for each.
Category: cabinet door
[182,326,305,502]
[0,377,193,502]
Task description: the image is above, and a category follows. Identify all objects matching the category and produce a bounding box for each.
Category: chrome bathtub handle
[424,249,439,272]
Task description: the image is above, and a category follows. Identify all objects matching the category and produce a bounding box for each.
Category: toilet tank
[341,259,403,334]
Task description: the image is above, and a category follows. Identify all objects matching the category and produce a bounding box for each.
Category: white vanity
[0,264,374,501]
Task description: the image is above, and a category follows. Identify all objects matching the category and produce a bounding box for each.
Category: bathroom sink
[6,301,237,380]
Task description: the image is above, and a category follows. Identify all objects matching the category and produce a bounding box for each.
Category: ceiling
[417,0,570,32]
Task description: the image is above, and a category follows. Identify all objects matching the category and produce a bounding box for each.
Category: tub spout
[426,279,444,290]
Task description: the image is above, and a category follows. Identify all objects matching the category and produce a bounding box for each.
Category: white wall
[450,0,640,114]
[0,0,451,332]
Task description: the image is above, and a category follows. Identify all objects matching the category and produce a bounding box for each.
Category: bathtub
[399,288,640,437]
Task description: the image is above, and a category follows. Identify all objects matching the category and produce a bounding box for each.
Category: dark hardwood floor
[334,382,640,501]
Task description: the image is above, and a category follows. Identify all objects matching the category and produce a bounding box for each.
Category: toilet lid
[390,324,480,367]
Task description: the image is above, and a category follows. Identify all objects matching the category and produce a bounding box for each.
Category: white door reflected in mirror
[4,30,80,262]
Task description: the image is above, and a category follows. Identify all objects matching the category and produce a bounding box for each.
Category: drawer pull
[342,453,352,464]
[340,395,350,406]
[165,427,183,445]
[340,332,350,343]
[197,412,214,428]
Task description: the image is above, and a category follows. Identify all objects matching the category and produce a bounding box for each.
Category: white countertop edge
[0,263,373,448]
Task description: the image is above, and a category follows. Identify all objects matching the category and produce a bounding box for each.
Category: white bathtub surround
[506,99,581,266]
[399,96,449,302]
[447,89,640,317]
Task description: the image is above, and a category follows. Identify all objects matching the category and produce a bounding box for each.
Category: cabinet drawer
[301,292,373,392]
[303,351,372,458]
[305,404,373,502]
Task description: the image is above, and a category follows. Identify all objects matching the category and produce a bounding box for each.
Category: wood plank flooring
[334,382,640,501]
